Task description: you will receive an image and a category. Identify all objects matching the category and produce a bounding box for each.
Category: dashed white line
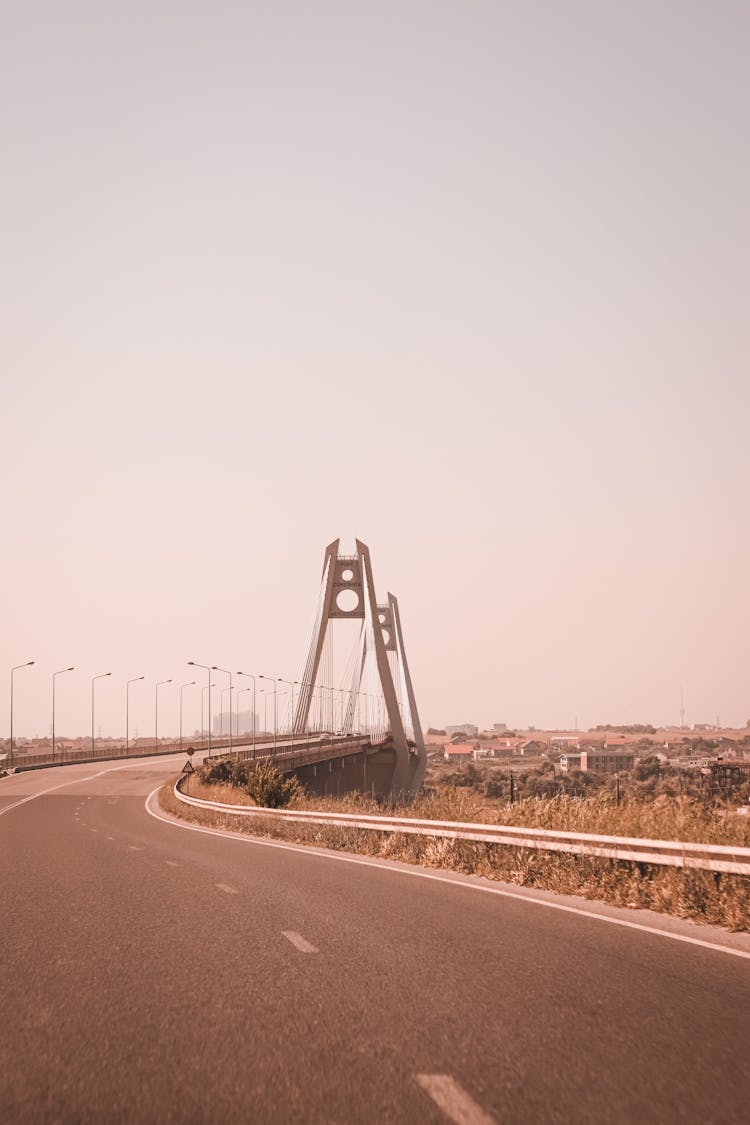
[282,930,318,954]
[144,787,750,962]
[415,1075,495,1125]
[127,845,142,851]
[165,860,180,867]
[216,883,238,895]
[0,762,158,818]
[106,835,115,841]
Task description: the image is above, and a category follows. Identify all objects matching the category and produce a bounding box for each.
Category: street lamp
[237,686,253,738]
[9,660,34,770]
[52,667,74,762]
[336,687,346,736]
[91,672,112,756]
[126,676,145,753]
[188,663,212,757]
[318,683,333,738]
[277,678,298,745]
[180,681,196,747]
[258,674,277,752]
[236,671,257,757]
[220,686,234,739]
[259,689,267,739]
[359,692,369,738]
[155,679,172,752]
[212,666,233,750]
[201,682,216,746]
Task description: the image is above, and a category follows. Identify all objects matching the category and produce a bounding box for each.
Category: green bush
[197,755,302,808]
[243,759,303,808]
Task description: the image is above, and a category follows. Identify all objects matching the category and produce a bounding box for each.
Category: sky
[2,1,749,741]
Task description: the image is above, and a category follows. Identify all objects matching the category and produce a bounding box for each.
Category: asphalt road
[1,755,749,1124]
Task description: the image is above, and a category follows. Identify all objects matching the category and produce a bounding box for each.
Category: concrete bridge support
[287,743,420,801]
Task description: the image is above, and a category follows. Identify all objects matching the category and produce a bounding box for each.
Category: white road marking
[165,860,180,867]
[128,845,142,851]
[282,931,318,954]
[415,1075,495,1125]
[0,762,158,818]
[144,787,750,963]
[106,835,115,841]
[216,883,238,895]
[90,828,98,833]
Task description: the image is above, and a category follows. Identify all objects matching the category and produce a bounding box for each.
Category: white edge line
[143,786,750,962]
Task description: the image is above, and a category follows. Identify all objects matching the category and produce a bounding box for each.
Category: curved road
[2,754,749,1124]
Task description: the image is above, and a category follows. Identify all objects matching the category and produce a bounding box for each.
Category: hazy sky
[2,1,749,740]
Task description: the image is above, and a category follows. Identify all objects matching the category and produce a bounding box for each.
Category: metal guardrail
[172,781,750,876]
[2,732,368,774]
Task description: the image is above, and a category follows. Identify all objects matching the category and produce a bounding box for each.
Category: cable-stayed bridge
[8,539,426,798]
[211,537,427,797]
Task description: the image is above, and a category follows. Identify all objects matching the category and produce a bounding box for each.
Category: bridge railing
[171,781,750,877]
[4,732,373,774]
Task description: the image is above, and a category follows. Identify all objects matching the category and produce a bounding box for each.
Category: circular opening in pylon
[336,588,360,613]
[341,568,354,582]
[382,629,391,647]
[378,612,386,624]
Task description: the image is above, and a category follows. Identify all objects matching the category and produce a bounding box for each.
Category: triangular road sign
[181,759,195,775]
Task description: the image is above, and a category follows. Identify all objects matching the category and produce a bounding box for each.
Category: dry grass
[183,776,750,846]
[161,781,750,932]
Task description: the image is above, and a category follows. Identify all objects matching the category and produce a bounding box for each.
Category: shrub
[243,760,303,808]
[197,755,302,808]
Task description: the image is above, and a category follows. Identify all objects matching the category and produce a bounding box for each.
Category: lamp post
[188,662,212,757]
[10,660,34,770]
[317,683,332,737]
[359,692,369,738]
[277,678,297,745]
[200,682,216,746]
[180,681,196,747]
[91,672,112,756]
[212,666,233,750]
[237,686,253,738]
[155,679,172,752]
[236,671,257,757]
[52,667,74,762]
[126,676,145,754]
[259,674,277,752]
[220,687,233,740]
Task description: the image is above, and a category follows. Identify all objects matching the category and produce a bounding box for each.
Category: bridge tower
[294,539,426,794]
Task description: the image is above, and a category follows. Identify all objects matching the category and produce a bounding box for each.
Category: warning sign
[181,759,195,775]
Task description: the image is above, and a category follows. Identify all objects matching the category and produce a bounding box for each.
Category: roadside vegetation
[163,754,750,932]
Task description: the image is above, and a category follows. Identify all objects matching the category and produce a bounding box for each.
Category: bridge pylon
[294,539,426,795]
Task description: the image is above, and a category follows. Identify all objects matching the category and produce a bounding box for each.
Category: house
[580,750,635,774]
[444,745,474,763]
[520,739,545,756]
[551,735,581,751]
[559,753,583,773]
[446,724,479,738]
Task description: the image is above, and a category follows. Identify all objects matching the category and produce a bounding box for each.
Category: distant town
[425,721,750,791]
